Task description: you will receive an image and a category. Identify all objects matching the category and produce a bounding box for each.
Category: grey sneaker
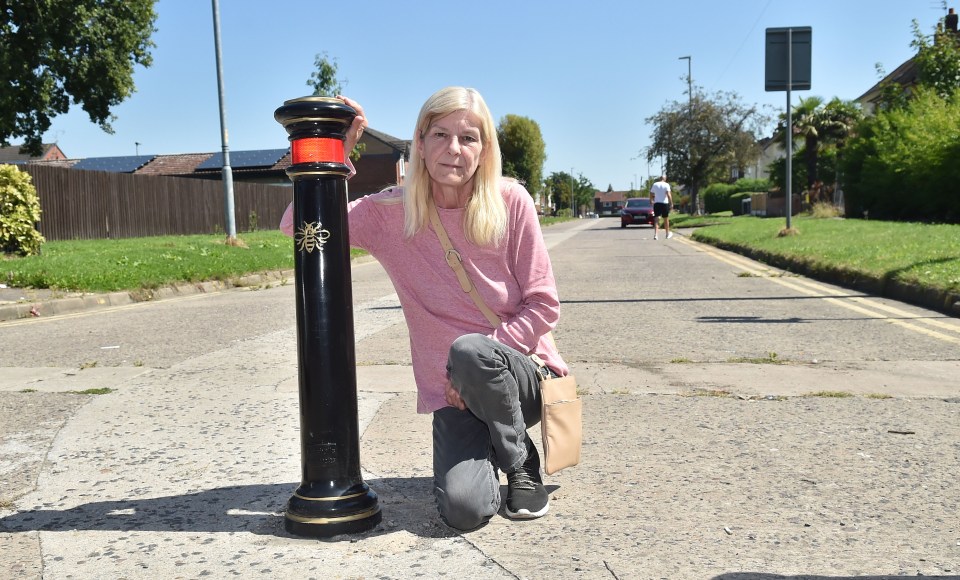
[505,439,549,519]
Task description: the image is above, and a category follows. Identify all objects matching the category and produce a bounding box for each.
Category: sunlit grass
[5,219,569,293]
[671,212,735,228]
[691,216,960,294]
[1,231,366,293]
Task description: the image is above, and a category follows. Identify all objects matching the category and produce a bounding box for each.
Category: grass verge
[689,216,960,301]
[3,217,573,293]
[2,231,361,293]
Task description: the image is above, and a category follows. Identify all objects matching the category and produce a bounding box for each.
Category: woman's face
[418,109,485,190]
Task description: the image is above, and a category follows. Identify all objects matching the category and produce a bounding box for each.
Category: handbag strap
[427,200,503,328]
[427,198,559,379]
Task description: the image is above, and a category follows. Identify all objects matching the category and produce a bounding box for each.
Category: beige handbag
[428,201,582,475]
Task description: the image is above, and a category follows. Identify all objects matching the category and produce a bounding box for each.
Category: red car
[620,197,655,228]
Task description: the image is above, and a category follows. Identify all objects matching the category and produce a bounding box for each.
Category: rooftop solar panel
[196,148,288,170]
[73,155,156,172]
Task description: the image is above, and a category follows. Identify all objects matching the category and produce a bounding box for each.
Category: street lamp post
[211,0,237,242]
[678,56,692,108]
[678,55,693,213]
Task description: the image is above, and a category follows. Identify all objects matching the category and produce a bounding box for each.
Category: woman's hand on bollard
[338,95,367,153]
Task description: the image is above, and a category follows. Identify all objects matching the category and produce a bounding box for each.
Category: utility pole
[569,167,576,218]
[678,55,693,212]
[212,0,237,243]
[678,55,692,109]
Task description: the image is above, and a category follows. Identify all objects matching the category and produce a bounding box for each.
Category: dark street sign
[765,27,812,91]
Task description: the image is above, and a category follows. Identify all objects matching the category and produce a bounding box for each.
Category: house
[743,137,783,182]
[10,128,411,201]
[856,6,959,114]
[338,127,410,197]
[856,57,920,115]
[593,190,629,216]
[0,143,67,164]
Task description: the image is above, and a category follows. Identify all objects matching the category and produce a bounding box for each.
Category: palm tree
[774,96,823,189]
[774,96,863,190]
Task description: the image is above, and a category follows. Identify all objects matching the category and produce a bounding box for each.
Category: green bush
[730,178,771,193]
[703,183,735,213]
[842,88,960,222]
[767,156,804,194]
[0,165,45,255]
[703,178,772,214]
[767,149,839,193]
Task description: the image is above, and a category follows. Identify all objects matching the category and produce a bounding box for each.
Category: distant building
[594,190,629,216]
[856,57,920,115]
[6,128,410,201]
[0,143,67,164]
[744,137,782,182]
[856,6,960,115]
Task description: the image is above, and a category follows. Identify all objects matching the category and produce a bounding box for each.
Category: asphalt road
[2,218,958,372]
[2,217,959,579]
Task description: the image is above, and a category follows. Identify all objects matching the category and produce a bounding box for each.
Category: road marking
[542,218,598,251]
[674,235,960,345]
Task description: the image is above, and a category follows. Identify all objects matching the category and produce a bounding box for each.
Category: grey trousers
[432,333,545,531]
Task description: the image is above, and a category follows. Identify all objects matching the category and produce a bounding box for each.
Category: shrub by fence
[841,89,960,223]
[19,165,292,240]
[702,178,771,214]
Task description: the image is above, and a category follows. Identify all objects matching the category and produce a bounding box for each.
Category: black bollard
[274,96,381,537]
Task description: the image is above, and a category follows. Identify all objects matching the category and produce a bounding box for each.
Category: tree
[911,17,960,99]
[874,13,960,110]
[785,96,825,189]
[306,52,363,161]
[543,172,571,215]
[0,0,157,156]
[772,96,863,189]
[307,51,345,97]
[646,89,770,214]
[497,114,546,197]
[544,170,593,216]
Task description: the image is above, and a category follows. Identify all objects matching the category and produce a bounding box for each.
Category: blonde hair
[404,87,506,246]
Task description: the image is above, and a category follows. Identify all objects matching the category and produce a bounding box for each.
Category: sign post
[766,26,811,230]
[274,96,381,537]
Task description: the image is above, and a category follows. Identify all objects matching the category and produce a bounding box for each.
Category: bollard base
[283,487,381,538]
[284,506,382,537]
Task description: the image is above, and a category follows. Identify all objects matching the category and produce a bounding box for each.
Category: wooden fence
[20,165,292,240]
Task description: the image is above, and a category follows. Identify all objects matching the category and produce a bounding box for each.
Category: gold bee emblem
[295,221,331,253]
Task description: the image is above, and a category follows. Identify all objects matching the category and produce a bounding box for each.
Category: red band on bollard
[292,137,345,164]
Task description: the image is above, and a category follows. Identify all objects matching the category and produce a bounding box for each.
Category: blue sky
[35,0,946,191]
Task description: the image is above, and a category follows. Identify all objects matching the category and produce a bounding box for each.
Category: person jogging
[649,175,673,240]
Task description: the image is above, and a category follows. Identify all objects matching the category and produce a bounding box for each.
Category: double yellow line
[674,236,960,345]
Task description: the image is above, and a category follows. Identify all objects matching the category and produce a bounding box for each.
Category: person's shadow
[0,477,458,541]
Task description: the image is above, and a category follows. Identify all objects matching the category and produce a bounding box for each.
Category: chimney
[947,7,958,34]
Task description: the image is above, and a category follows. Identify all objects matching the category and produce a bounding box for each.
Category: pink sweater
[280,180,568,413]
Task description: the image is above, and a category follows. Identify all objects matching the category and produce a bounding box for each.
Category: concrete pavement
[3,337,959,579]
[2,226,960,579]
